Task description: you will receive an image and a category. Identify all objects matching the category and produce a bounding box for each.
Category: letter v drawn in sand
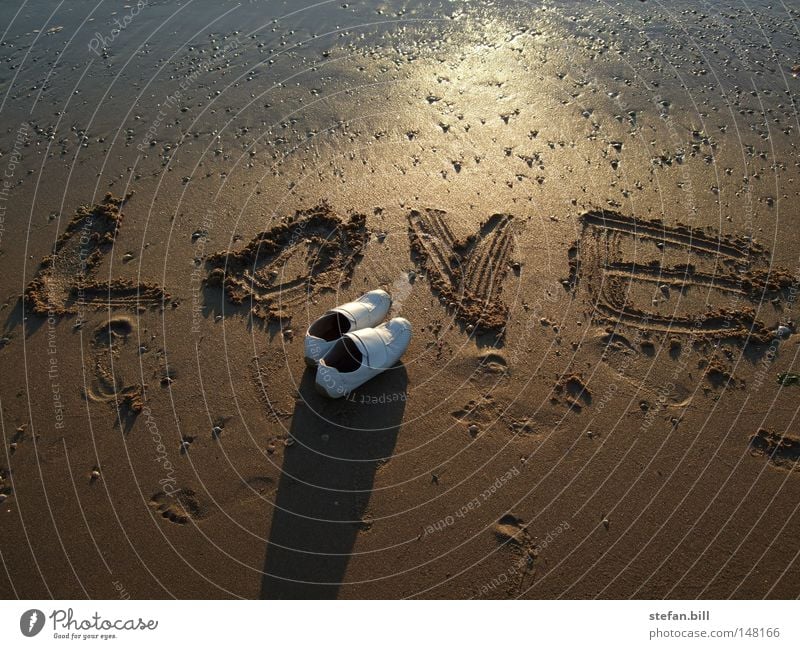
[568,209,797,344]
[407,209,518,337]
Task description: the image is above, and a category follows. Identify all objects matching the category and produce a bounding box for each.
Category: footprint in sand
[85,316,144,423]
[749,428,800,473]
[472,352,509,382]
[493,513,534,548]
[149,477,276,526]
[237,476,276,501]
[451,396,502,435]
[0,468,13,505]
[150,489,207,525]
[451,394,536,437]
[553,373,592,412]
[492,514,538,580]
[589,327,695,408]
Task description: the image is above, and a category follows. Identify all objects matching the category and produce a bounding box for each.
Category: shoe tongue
[334,299,377,331]
[348,329,388,369]
[348,331,370,358]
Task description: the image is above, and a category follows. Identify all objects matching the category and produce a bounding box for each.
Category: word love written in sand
[27,197,795,349]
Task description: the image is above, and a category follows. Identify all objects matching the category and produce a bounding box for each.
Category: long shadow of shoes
[260,364,408,599]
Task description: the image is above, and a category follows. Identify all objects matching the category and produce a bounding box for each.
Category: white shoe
[315,318,412,398]
[304,289,392,366]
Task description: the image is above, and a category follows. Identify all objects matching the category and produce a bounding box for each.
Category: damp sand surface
[1,0,800,599]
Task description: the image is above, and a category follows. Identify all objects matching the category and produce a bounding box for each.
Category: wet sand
[1,0,800,598]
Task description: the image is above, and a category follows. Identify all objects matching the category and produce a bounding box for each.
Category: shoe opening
[308,311,351,341]
[323,337,363,373]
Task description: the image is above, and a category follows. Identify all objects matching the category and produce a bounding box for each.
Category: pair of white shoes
[304,289,412,398]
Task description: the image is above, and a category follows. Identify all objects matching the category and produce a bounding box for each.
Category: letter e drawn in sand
[205,203,368,322]
[24,193,168,316]
[566,209,797,345]
[407,209,518,338]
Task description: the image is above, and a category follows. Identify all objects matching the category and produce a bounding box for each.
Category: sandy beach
[1,0,800,599]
